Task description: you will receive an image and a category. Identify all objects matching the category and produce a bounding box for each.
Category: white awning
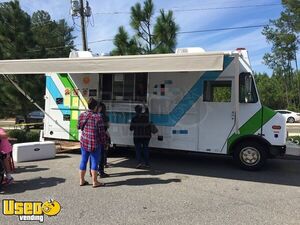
[0,52,225,74]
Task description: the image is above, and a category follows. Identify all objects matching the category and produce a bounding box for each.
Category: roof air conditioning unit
[175,47,205,54]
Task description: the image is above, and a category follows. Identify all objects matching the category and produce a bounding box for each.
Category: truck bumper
[269,145,286,157]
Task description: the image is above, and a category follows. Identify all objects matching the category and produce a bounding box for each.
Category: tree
[0,0,34,60]
[130,0,154,53]
[0,2,76,118]
[112,0,179,55]
[262,1,299,108]
[281,0,300,72]
[282,0,300,32]
[111,26,140,55]
[31,10,75,58]
[254,73,286,110]
[255,71,300,111]
[0,1,36,118]
[262,12,298,73]
[153,10,178,53]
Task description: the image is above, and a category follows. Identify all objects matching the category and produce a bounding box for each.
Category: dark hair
[99,102,106,114]
[98,101,107,115]
[88,98,98,110]
[135,105,142,114]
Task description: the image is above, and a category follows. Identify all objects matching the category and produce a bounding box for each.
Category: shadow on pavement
[108,169,164,178]
[109,147,300,187]
[1,177,65,194]
[106,178,181,187]
[54,154,71,159]
[14,165,49,174]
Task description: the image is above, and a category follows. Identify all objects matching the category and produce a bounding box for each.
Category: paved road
[1,150,300,225]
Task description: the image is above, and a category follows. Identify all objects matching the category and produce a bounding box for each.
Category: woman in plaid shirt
[78,98,106,188]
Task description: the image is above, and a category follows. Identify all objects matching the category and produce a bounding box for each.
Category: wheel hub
[240,147,260,166]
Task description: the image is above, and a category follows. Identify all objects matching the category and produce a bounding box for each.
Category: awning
[0,52,225,74]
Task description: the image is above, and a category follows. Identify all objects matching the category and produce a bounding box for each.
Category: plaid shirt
[78,110,106,152]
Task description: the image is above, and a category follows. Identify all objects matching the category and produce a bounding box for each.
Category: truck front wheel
[233,141,267,170]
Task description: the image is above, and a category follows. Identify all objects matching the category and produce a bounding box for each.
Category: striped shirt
[78,110,106,152]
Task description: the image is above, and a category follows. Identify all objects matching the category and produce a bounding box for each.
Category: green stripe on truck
[227,106,276,153]
[57,73,79,141]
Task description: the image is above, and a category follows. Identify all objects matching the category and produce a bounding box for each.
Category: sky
[1,0,296,75]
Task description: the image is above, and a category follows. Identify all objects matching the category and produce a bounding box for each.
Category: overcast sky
[1,0,296,74]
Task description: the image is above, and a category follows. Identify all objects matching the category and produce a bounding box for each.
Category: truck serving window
[203,80,232,102]
[239,73,258,103]
[102,74,113,100]
[101,73,148,102]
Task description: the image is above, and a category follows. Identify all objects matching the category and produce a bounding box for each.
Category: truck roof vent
[175,47,205,54]
[69,51,93,58]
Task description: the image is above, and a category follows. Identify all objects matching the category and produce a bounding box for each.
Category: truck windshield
[239,72,258,103]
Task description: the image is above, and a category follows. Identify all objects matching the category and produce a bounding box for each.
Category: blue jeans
[80,146,101,171]
[135,141,150,165]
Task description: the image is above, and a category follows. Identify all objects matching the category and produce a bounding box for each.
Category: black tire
[233,141,267,171]
[287,117,295,123]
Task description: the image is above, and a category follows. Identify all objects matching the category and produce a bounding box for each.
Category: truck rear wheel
[233,141,267,170]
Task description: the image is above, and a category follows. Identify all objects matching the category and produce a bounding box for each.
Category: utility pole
[79,0,88,51]
[71,0,92,51]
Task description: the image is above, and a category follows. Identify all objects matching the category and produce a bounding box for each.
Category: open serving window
[100,73,148,102]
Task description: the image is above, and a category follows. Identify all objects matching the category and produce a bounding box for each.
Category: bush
[8,130,27,143]
[8,130,40,143]
[289,136,300,145]
[25,131,40,142]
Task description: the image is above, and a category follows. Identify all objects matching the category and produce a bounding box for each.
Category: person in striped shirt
[78,98,106,188]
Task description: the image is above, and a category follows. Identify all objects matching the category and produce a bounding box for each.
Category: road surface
[1,150,300,225]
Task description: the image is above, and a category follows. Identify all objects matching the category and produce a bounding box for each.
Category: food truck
[0,48,286,170]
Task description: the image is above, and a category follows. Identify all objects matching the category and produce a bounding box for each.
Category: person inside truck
[135,83,147,102]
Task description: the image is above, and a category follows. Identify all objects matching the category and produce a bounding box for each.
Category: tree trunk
[285,81,289,108]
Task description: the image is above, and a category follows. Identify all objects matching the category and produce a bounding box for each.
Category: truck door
[198,78,235,153]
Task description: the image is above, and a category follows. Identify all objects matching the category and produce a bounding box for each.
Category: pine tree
[31,10,75,58]
[0,1,76,118]
[112,0,179,55]
[262,1,299,109]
